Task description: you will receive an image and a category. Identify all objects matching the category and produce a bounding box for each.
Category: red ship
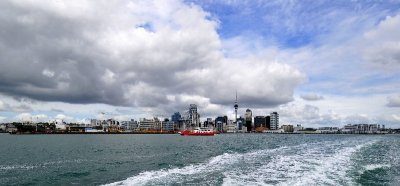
[180,127,217,136]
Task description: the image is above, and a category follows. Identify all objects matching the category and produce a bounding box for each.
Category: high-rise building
[204,118,213,128]
[237,116,245,131]
[245,109,252,132]
[254,116,266,129]
[266,116,271,129]
[171,112,181,123]
[270,112,279,130]
[188,104,200,128]
[215,116,227,133]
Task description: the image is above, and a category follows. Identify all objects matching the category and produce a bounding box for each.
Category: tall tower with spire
[234,90,238,124]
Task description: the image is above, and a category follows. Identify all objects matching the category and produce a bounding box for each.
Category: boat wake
[104,139,377,186]
[0,159,88,171]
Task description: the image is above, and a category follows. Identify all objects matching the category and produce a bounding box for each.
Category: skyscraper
[270,112,279,130]
[189,104,200,127]
[171,112,181,123]
[215,116,227,133]
[245,109,252,132]
[266,116,271,129]
[237,116,245,131]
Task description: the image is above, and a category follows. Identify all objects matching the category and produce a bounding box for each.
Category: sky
[0,0,400,127]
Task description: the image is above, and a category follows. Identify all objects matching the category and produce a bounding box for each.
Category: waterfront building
[264,129,284,133]
[254,116,266,129]
[317,127,339,133]
[237,116,245,131]
[204,118,213,128]
[162,121,175,132]
[215,116,227,133]
[341,124,382,134]
[138,118,156,131]
[293,124,303,132]
[226,120,236,133]
[270,112,279,130]
[188,104,200,128]
[106,119,119,127]
[282,125,294,133]
[120,121,129,130]
[216,121,223,133]
[121,119,138,131]
[265,116,271,129]
[90,119,102,127]
[245,109,252,132]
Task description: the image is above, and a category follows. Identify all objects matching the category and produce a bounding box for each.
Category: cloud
[344,114,370,124]
[0,99,32,112]
[15,113,48,122]
[392,114,400,121]
[0,0,303,116]
[300,93,324,101]
[0,100,10,111]
[387,95,400,107]
[362,15,400,68]
[279,104,322,125]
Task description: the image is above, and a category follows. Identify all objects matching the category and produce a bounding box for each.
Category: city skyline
[0,0,400,128]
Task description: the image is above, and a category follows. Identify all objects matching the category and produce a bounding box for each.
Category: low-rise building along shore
[0,103,397,135]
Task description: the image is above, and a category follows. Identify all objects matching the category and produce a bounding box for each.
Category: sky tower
[234,90,238,124]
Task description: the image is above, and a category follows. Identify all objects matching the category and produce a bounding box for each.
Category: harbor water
[0,133,399,185]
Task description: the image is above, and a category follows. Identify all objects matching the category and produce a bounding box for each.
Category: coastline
[6,132,389,135]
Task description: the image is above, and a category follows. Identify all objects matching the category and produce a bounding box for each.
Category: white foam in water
[223,139,377,186]
[0,159,87,171]
[0,165,37,170]
[364,164,390,171]
[104,140,377,186]
[103,152,248,186]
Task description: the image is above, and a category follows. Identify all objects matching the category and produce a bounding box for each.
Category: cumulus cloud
[344,114,370,124]
[386,95,400,107]
[362,15,400,68]
[0,0,303,116]
[279,104,322,125]
[300,93,324,101]
[0,99,32,112]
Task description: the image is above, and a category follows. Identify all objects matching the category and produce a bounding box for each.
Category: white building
[341,124,382,134]
[270,112,279,130]
[318,127,340,134]
[138,118,156,131]
[162,121,175,132]
[226,120,236,133]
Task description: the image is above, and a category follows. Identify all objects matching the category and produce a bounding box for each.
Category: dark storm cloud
[0,0,303,114]
[0,1,127,105]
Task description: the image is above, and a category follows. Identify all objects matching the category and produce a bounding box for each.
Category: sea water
[0,133,399,185]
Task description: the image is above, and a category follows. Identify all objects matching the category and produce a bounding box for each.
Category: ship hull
[180,130,216,136]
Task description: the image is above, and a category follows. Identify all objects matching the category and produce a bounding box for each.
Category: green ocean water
[0,133,399,186]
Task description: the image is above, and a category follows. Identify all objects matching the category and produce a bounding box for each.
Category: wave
[0,159,88,171]
[103,139,377,186]
[364,164,390,171]
[0,165,37,170]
